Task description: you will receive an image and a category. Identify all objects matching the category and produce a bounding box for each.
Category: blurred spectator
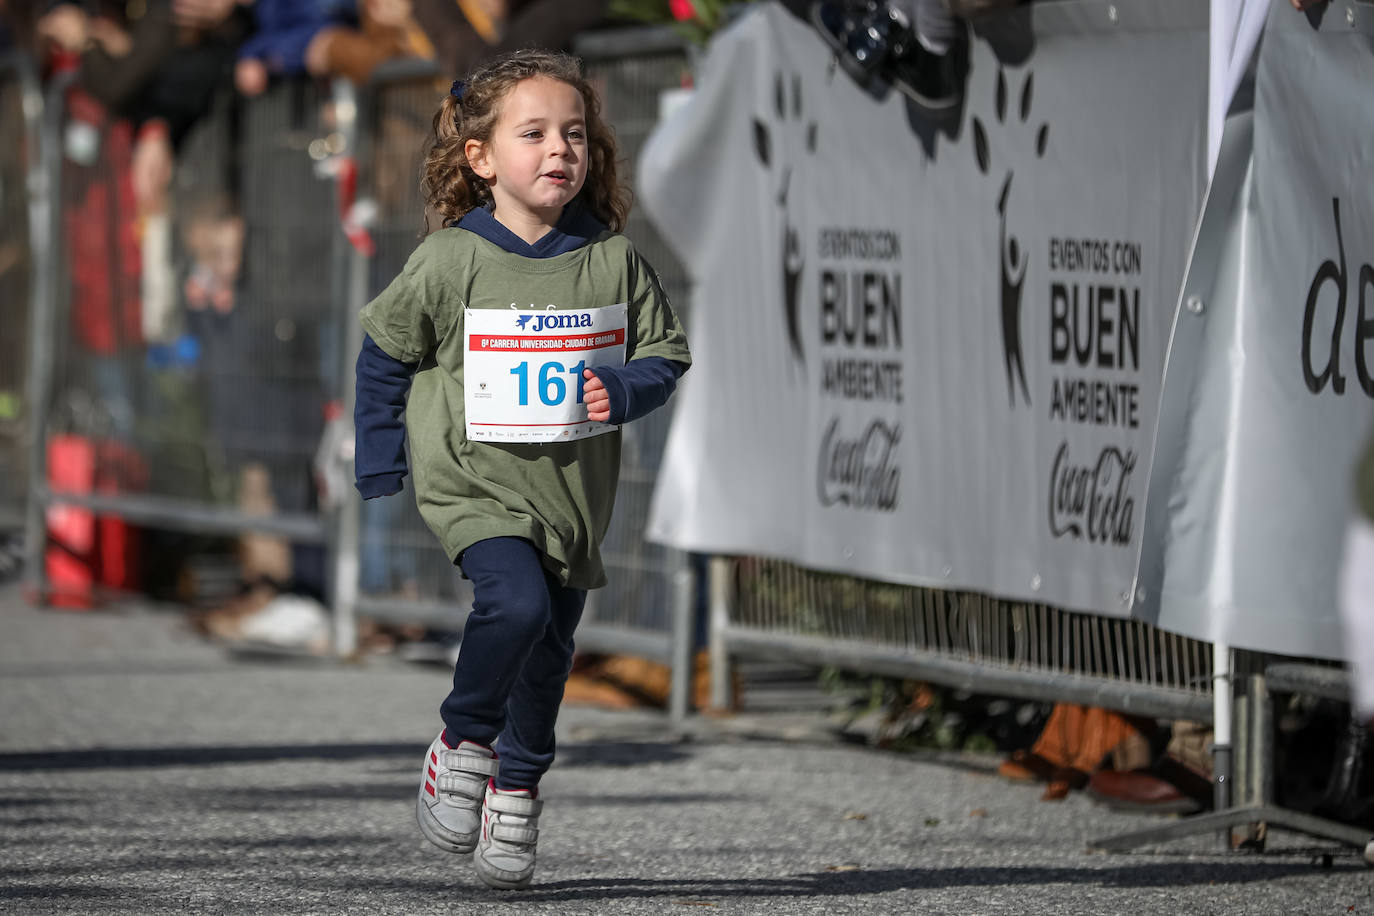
[36,0,250,344]
[994,703,1160,803]
[37,0,247,145]
[235,0,430,96]
[182,191,245,316]
[320,0,434,84]
[1085,720,1215,815]
[0,1,31,461]
[180,192,302,615]
[411,0,609,76]
[0,0,36,51]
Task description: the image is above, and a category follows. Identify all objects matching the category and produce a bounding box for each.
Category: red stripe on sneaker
[425,782,436,797]
[431,750,438,764]
[428,766,436,781]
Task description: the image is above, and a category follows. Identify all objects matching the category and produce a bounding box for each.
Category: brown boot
[997,702,1083,785]
[1070,707,1152,775]
[997,749,1057,783]
[1087,755,1212,814]
[1038,705,1152,802]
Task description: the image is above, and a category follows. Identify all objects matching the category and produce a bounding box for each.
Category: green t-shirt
[360,227,690,589]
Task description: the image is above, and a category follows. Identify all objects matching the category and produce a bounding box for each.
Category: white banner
[640,1,1207,615]
[464,304,626,442]
[1136,0,1374,660]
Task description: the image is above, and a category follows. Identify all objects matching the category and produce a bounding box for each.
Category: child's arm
[582,246,691,424]
[582,357,688,425]
[354,333,417,497]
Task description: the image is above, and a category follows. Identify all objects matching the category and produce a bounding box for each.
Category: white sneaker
[474,784,542,889]
[1364,834,1373,867]
[415,732,498,854]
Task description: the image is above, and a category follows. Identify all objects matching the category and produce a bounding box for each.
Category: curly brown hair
[421,49,631,234]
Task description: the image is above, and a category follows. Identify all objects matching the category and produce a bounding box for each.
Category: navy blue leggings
[441,537,587,791]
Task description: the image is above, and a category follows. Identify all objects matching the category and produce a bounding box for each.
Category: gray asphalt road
[1,586,1369,915]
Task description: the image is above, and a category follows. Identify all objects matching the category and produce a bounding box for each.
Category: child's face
[466,76,588,230]
[187,215,244,284]
[203,217,244,283]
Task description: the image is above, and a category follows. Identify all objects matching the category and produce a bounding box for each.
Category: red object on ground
[45,435,96,608]
[45,435,146,608]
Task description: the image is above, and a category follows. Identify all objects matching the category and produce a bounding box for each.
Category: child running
[352,49,691,889]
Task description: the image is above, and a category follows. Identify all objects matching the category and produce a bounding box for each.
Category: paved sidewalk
[0,586,1369,915]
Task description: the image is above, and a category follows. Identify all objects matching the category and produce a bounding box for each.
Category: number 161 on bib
[464,304,628,443]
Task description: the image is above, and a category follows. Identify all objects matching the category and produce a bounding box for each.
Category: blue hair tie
[450,80,466,101]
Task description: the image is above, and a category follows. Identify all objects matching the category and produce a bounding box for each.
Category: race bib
[464,304,628,443]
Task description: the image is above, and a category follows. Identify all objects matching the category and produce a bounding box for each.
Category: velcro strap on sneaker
[436,772,486,800]
[441,749,500,777]
[490,822,539,845]
[486,793,542,817]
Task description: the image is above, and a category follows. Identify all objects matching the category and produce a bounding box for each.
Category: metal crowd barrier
[709,556,1215,720]
[1,53,40,532]
[24,69,338,611]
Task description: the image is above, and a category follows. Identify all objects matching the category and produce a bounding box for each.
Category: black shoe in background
[884,22,965,115]
[810,1,903,90]
[811,1,964,116]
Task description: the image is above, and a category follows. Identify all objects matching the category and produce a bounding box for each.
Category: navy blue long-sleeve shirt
[353,205,687,499]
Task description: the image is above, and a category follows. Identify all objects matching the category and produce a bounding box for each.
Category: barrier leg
[708,556,733,712]
[1213,641,1233,850]
[328,76,364,658]
[668,552,694,729]
[23,72,69,607]
[1090,654,1368,856]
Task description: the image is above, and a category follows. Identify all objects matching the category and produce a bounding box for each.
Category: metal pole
[667,551,694,727]
[1212,640,1233,850]
[1253,670,1273,831]
[708,556,733,711]
[1234,669,1270,848]
[328,77,365,657]
[23,71,71,604]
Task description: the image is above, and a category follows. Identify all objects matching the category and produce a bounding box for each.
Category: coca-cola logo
[817,418,900,512]
[1048,441,1135,545]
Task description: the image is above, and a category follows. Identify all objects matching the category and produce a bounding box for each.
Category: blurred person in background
[0,1,34,551]
[410,0,610,77]
[1338,429,1374,865]
[233,0,430,96]
[0,0,36,51]
[36,0,249,348]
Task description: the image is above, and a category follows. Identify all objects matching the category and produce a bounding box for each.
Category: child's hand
[583,369,611,423]
[235,58,268,96]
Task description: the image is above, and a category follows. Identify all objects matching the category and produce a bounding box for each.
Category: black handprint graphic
[754,73,817,373]
[973,67,1047,409]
